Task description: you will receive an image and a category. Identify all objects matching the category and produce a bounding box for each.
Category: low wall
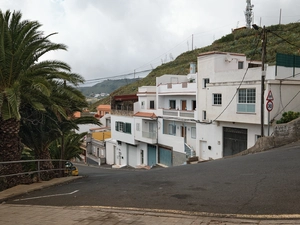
[237,117,300,156]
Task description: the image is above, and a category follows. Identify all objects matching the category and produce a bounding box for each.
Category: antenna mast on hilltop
[245,0,254,28]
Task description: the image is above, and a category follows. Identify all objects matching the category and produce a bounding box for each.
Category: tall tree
[0,10,79,189]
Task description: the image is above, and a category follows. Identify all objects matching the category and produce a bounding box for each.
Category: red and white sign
[266,100,273,112]
[266,90,274,101]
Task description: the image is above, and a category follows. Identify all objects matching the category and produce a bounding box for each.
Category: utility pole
[192,34,194,51]
[261,26,267,137]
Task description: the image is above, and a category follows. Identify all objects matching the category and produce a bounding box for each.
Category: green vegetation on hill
[90,23,300,110]
[78,78,140,96]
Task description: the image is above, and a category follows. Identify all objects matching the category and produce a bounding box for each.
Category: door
[181,100,187,110]
[159,147,172,167]
[181,126,187,142]
[128,145,137,167]
[147,144,156,166]
[200,140,207,160]
[223,127,247,157]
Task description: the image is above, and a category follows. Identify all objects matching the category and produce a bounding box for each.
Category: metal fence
[0,159,69,182]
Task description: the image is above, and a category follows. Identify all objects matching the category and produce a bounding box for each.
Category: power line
[83,69,152,84]
[269,30,300,49]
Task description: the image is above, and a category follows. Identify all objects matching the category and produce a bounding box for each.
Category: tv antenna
[245,0,254,29]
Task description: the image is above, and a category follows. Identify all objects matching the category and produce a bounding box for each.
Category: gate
[223,127,247,157]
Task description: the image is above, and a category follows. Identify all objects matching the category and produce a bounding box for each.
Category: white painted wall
[196,121,267,160]
[156,74,188,85]
[105,139,116,165]
[111,115,136,145]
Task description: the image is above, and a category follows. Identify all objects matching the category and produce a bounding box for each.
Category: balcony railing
[162,109,195,118]
[142,131,157,140]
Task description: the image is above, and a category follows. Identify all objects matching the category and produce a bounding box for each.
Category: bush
[276,111,300,124]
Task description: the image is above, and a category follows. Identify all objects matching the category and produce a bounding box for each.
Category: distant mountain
[78,78,140,96]
[89,22,300,110]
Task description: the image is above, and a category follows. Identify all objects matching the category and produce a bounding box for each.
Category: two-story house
[196,51,300,159]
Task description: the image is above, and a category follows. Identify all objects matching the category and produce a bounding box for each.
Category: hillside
[78,78,140,96]
[89,23,300,110]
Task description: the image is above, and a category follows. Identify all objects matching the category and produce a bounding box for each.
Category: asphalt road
[6,142,300,215]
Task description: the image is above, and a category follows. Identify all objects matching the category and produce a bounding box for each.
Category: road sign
[266,90,274,101]
[266,100,273,112]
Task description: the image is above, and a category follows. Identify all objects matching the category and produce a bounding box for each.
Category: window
[192,100,196,110]
[106,119,111,127]
[191,127,196,139]
[255,134,261,142]
[213,94,222,105]
[169,100,176,109]
[237,88,256,113]
[115,121,131,134]
[169,124,176,135]
[115,121,123,131]
[136,123,140,131]
[203,78,210,88]
[141,101,145,109]
[150,100,155,109]
[238,61,244,69]
[202,110,207,120]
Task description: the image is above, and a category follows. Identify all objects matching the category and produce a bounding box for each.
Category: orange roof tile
[134,112,157,118]
[73,112,81,118]
[97,105,111,110]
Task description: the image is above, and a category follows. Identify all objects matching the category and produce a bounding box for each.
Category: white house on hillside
[106,51,300,167]
[196,51,300,159]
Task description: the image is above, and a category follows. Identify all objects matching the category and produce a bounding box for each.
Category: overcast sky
[1,0,300,86]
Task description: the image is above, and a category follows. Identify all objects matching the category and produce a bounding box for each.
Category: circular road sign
[266,100,273,112]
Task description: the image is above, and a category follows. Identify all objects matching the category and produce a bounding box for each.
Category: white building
[196,51,300,159]
[107,51,300,167]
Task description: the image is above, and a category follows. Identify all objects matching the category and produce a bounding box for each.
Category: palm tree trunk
[0,118,26,190]
[36,147,56,180]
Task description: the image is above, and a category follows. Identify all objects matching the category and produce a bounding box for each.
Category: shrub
[276,111,300,124]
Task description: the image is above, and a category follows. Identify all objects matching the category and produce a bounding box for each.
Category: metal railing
[0,159,70,182]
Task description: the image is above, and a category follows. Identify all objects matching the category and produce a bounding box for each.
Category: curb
[78,205,300,220]
[0,176,82,202]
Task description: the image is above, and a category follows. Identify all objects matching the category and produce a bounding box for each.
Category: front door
[147,144,156,166]
[181,100,187,110]
[181,126,187,142]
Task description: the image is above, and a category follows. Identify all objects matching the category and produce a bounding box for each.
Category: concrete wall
[237,117,300,156]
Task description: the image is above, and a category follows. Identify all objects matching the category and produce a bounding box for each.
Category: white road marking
[13,190,79,202]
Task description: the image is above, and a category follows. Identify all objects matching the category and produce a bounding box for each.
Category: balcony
[161,109,195,119]
[135,131,157,144]
[157,82,196,95]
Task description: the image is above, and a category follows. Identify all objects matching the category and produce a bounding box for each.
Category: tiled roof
[134,112,157,118]
[73,112,81,118]
[97,105,111,110]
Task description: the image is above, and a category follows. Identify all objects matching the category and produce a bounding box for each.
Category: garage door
[128,145,137,167]
[223,127,247,157]
[147,144,156,166]
[159,147,172,167]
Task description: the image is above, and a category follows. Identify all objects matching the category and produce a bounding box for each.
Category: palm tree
[0,10,79,188]
[49,131,88,161]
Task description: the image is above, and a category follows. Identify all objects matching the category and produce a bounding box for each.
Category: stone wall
[237,117,300,156]
[173,151,187,166]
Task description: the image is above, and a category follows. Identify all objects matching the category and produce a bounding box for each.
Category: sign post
[266,90,274,136]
